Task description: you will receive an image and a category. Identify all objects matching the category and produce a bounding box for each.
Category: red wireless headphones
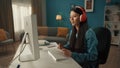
[75,6,87,22]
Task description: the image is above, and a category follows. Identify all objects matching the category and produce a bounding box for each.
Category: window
[12,3,31,41]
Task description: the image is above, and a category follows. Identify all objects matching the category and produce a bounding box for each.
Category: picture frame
[84,0,94,12]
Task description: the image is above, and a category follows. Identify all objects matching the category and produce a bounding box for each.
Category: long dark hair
[70,6,89,53]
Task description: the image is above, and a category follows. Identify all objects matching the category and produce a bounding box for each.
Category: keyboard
[48,48,67,61]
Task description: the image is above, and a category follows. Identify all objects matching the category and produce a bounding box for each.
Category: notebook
[48,48,67,61]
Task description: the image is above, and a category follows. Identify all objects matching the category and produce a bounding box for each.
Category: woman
[58,6,98,68]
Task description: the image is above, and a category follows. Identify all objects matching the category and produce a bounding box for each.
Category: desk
[9,43,82,68]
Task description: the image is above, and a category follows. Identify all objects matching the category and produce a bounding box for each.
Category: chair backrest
[93,27,111,64]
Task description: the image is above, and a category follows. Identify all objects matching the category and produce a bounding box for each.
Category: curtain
[31,0,43,26]
[0,0,14,40]
[12,0,45,41]
[12,1,32,41]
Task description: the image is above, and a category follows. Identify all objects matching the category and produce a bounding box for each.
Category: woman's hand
[61,48,72,57]
[57,43,72,57]
[57,43,63,50]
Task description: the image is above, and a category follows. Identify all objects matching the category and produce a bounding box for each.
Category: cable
[9,32,29,66]
[9,32,38,67]
[9,43,27,66]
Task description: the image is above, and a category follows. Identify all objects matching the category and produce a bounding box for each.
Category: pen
[17,64,20,68]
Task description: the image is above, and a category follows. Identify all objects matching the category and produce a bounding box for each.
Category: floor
[0,42,120,68]
[0,42,20,68]
[99,45,120,68]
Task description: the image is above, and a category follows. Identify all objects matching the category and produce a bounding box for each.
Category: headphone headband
[75,6,87,22]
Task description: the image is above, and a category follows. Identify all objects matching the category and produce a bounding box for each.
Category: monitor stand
[19,32,40,62]
[19,43,35,62]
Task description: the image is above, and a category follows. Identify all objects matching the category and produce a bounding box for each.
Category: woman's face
[70,11,80,26]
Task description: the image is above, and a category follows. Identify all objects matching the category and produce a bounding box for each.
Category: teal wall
[46,0,120,29]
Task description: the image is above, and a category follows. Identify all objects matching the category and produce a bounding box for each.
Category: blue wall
[108,0,120,5]
[46,0,120,29]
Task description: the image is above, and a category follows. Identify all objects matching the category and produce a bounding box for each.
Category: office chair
[0,30,14,52]
[93,27,111,65]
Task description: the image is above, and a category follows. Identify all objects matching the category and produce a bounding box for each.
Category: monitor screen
[19,14,40,62]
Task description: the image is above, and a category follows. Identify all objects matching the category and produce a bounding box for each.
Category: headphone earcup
[75,6,87,22]
[80,12,87,22]
[77,6,87,22]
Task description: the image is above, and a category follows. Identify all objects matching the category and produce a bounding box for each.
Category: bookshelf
[104,5,120,45]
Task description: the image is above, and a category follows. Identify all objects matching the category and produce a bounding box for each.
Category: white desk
[9,43,82,68]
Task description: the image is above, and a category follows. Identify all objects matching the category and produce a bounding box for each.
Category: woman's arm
[63,30,72,49]
[71,28,98,63]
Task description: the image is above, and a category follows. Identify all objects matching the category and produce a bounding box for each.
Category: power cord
[9,43,27,67]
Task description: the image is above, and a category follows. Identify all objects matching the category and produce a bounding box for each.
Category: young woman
[58,6,98,68]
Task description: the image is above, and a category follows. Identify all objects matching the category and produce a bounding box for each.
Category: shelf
[104,5,120,45]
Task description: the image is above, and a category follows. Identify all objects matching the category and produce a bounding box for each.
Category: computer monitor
[19,14,40,62]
